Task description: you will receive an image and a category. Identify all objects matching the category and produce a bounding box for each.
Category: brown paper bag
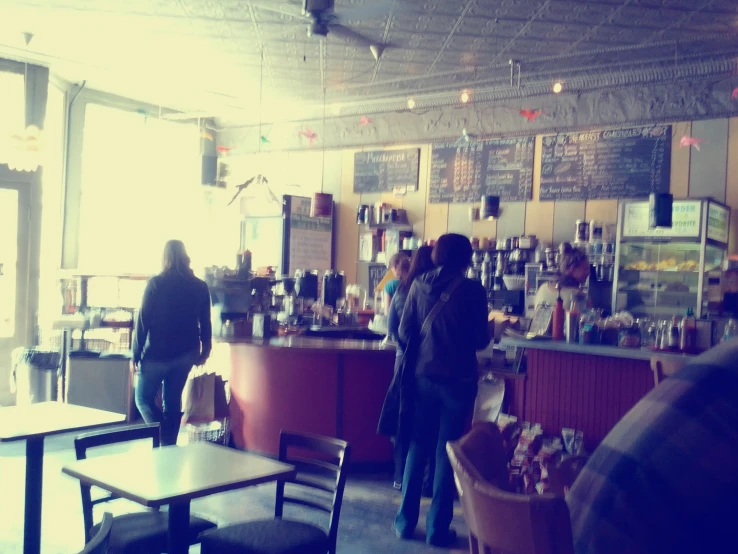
[181,371,230,424]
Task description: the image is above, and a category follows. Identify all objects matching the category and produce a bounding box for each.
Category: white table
[0,402,126,554]
[62,441,296,554]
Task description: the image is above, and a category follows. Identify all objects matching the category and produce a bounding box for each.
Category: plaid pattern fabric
[567,340,738,554]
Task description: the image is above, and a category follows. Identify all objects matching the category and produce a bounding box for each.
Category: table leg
[168,501,191,554]
[23,437,44,554]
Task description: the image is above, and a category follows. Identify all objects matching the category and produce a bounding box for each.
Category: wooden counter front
[217,338,396,465]
[499,339,695,450]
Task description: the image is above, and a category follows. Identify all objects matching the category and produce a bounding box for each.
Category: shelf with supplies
[618,288,698,295]
[358,222,414,232]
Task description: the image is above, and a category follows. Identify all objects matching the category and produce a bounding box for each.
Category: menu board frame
[539,125,671,202]
[353,148,420,193]
[429,136,535,204]
[282,195,334,275]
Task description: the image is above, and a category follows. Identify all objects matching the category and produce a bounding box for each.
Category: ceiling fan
[250,0,395,59]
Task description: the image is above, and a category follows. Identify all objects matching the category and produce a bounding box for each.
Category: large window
[0,71,25,168]
[38,83,66,335]
[78,104,203,274]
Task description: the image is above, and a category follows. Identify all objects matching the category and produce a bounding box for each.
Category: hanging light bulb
[407,98,416,110]
[553,81,563,94]
[460,90,471,103]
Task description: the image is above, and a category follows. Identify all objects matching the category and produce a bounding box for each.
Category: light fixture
[369,44,385,61]
[553,81,563,94]
[407,98,416,110]
[460,90,471,103]
[649,192,673,229]
[311,192,333,218]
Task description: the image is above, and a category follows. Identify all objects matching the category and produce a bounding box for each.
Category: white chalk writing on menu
[430,137,535,203]
[540,125,671,201]
[354,148,420,193]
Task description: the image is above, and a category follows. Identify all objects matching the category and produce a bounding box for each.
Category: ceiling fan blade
[328,23,377,47]
[339,0,421,21]
[248,0,309,20]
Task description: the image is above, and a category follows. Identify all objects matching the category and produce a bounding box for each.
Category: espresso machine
[274,277,297,324]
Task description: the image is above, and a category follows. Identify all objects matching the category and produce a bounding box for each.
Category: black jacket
[132,269,212,364]
[399,267,490,384]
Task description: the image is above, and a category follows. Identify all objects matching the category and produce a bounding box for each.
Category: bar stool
[650,355,689,386]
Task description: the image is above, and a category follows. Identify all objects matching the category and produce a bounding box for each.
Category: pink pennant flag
[679,135,704,151]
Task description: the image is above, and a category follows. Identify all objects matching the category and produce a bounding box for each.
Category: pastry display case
[612,198,730,318]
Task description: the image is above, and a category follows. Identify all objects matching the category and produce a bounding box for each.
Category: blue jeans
[395,377,476,543]
[135,351,197,445]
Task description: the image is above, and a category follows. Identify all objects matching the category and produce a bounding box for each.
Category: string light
[553,81,563,94]
[407,98,416,110]
[460,90,471,103]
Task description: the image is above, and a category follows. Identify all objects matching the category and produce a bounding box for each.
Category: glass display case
[612,198,730,318]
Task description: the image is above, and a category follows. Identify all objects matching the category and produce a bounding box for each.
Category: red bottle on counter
[552,286,565,340]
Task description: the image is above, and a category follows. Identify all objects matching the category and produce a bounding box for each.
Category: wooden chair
[650,355,689,386]
[448,429,575,554]
[199,430,351,554]
[78,513,113,554]
[457,422,511,491]
[74,423,217,554]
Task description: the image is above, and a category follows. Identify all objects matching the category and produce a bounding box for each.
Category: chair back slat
[275,431,350,554]
[447,425,575,554]
[288,455,340,476]
[287,477,335,494]
[74,423,160,540]
[77,512,113,554]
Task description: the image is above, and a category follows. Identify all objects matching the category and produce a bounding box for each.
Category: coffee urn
[322,270,345,309]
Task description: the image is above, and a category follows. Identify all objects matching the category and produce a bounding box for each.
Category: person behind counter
[381,245,436,490]
[132,240,212,446]
[394,234,490,548]
[384,252,411,313]
[534,242,590,310]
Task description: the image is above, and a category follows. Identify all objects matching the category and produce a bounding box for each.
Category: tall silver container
[12,349,60,405]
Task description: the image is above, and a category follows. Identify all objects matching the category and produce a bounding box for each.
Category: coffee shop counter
[497,337,695,450]
[212,337,396,466]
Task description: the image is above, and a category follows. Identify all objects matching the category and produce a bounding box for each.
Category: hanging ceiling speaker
[649,192,673,229]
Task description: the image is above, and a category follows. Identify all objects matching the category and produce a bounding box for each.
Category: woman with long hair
[132,240,212,446]
[384,252,411,313]
[384,246,435,489]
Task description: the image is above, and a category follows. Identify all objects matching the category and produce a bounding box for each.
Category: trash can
[11,348,61,405]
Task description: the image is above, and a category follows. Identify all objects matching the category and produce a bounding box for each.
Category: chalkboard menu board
[429,137,535,203]
[354,149,420,193]
[368,263,387,294]
[539,125,671,201]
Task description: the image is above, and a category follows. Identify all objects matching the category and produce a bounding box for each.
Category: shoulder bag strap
[419,276,465,338]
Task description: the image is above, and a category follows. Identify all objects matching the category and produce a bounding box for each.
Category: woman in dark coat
[394,234,490,547]
[385,246,435,488]
[132,240,212,446]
